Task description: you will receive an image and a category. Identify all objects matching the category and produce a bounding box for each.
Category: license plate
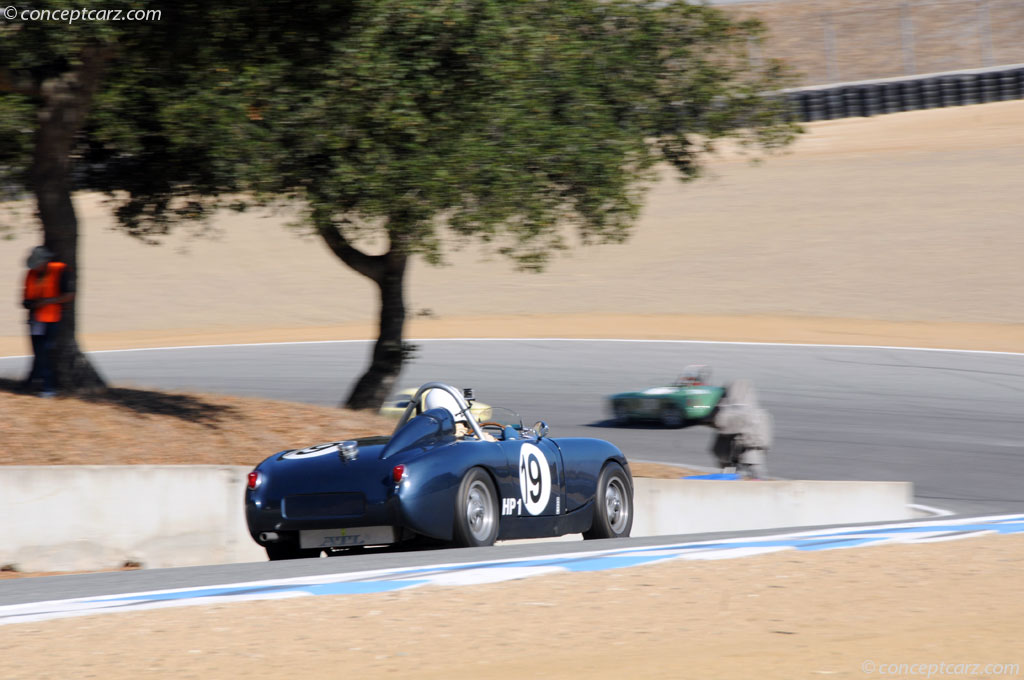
[300,526,396,549]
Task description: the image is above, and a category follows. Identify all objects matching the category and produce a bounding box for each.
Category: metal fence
[733,0,1024,86]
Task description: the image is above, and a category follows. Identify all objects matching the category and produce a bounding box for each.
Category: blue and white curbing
[2,514,1022,627]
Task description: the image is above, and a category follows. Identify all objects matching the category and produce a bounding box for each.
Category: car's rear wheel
[453,467,499,547]
[660,404,685,428]
[584,462,633,540]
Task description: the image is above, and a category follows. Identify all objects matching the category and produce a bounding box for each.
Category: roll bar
[393,382,486,441]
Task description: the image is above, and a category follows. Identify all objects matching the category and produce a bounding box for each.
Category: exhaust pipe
[259,531,280,543]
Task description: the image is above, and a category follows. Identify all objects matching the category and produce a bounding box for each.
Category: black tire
[452,467,499,547]
[660,404,685,428]
[584,462,633,540]
[264,535,323,561]
[612,401,630,424]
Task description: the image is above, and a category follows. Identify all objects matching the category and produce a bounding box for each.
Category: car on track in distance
[246,382,634,560]
[607,364,725,428]
[379,386,492,422]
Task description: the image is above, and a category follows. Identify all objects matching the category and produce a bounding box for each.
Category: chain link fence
[731,0,1024,86]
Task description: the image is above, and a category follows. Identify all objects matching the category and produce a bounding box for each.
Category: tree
[0,2,355,392]
[2,0,798,408]
[0,12,121,391]
[239,0,799,408]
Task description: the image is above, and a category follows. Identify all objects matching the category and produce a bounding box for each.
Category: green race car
[607,365,725,428]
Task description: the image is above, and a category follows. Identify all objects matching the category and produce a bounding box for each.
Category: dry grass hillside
[728,0,1024,85]
[3,101,1024,360]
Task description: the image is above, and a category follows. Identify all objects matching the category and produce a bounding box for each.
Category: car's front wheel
[660,404,685,428]
[453,467,499,547]
[584,462,633,540]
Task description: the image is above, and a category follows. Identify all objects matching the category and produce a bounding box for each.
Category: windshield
[481,406,523,429]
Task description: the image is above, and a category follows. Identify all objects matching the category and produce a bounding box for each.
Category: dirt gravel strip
[1,528,1022,679]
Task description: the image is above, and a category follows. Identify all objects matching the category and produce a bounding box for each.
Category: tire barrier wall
[0,465,914,573]
[785,63,1024,121]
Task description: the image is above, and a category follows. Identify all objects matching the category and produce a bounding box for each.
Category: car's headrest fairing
[381,408,457,459]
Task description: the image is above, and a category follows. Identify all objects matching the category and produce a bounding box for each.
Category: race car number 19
[518,443,551,515]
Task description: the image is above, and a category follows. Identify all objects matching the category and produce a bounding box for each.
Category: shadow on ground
[0,377,238,426]
[585,418,708,430]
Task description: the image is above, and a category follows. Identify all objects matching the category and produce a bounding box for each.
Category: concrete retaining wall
[0,466,265,573]
[0,466,913,573]
[631,478,914,537]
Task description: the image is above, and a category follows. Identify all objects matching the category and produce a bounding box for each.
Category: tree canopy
[1,0,799,406]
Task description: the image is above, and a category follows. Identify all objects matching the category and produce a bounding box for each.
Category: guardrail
[785,63,1024,121]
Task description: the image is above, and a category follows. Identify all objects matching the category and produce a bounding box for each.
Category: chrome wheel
[584,462,633,540]
[465,479,497,543]
[603,477,630,534]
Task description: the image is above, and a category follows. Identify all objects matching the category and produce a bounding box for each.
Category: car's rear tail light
[392,464,406,484]
[247,470,261,489]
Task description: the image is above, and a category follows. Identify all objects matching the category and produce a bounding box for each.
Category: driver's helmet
[679,364,711,386]
[423,388,470,424]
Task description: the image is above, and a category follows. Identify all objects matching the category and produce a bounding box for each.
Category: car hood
[610,386,683,398]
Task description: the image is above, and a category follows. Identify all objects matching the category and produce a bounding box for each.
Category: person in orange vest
[22,246,75,397]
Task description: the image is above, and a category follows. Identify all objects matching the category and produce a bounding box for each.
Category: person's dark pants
[27,322,59,393]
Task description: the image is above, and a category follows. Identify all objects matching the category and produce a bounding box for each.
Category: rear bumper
[245,495,402,539]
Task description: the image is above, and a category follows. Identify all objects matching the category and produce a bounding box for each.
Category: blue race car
[245,382,634,560]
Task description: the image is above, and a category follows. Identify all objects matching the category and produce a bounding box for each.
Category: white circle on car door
[518,443,551,516]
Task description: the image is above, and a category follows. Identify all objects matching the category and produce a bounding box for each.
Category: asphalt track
[1,339,1022,605]
[3,338,1021,514]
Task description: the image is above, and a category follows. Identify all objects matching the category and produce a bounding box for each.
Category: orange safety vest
[24,261,67,323]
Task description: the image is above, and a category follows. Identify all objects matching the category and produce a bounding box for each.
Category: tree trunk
[315,213,411,411]
[30,47,110,394]
[345,250,409,410]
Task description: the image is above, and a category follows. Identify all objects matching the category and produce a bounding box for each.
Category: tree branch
[313,210,385,282]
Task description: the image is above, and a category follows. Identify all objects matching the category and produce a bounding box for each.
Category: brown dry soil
[0,385,695,475]
[2,103,1024,676]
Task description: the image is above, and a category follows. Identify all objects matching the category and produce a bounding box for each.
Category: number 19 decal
[517,443,551,516]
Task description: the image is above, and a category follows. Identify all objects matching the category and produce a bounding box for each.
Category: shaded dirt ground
[1,103,1023,675]
[0,385,695,474]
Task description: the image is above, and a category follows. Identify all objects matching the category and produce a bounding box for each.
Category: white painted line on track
[2,337,1022,359]
[907,503,956,517]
